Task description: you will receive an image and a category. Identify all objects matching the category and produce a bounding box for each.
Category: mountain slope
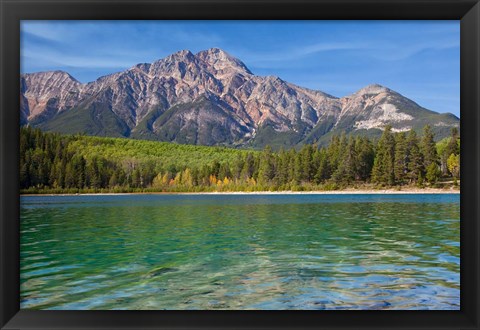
[313,84,459,144]
[21,48,459,148]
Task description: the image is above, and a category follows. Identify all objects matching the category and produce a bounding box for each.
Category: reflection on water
[20,194,460,310]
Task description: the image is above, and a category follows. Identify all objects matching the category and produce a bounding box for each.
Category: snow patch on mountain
[354,104,413,130]
[435,121,458,127]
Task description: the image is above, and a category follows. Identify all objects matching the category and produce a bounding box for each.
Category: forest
[20,125,460,193]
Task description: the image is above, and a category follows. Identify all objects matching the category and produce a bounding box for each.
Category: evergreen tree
[300,144,315,182]
[232,154,244,180]
[441,127,460,175]
[421,125,439,169]
[355,137,374,182]
[372,125,396,185]
[326,135,341,175]
[426,162,441,184]
[394,132,408,184]
[314,149,330,184]
[71,155,86,189]
[258,145,275,185]
[218,162,231,181]
[406,129,424,184]
[293,149,303,184]
[445,127,460,157]
[275,148,289,186]
[87,158,101,189]
[109,171,120,188]
[332,136,357,184]
[240,153,255,180]
[64,163,75,188]
[287,148,297,184]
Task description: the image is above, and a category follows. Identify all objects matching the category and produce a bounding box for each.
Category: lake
[20,193,460,310]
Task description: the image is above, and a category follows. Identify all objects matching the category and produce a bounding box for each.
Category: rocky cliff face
[21,48,459,148]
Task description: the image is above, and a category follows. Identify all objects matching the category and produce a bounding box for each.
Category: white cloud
[21,21,71,42]
[22,47,138,69]
[21,21,225,70]
[237,41,372,65]
[369,39,459,61]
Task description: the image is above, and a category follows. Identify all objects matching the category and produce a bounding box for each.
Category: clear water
[20,194,460,310]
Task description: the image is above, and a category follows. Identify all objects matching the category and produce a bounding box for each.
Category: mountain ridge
[20,47,459,149]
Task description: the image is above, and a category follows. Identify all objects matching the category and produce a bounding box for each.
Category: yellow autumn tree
[152,173,163,188]
[181,168,193,187]
[209,174,217,185]
[447,154,460,179]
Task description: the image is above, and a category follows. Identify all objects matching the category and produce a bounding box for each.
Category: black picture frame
[1,0,479,329]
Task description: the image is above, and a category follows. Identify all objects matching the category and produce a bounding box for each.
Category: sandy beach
[22,187,460,196]
[185,188,460,195]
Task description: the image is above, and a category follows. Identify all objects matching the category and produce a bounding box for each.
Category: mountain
[20,48,459,149]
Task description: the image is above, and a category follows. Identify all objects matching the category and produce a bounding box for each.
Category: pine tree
[420,125,440,185]
[218,162,231,181]
[406,129,424,184]
[332,136,357,184]
[232,154,244,180]
[394,132,408,184]
[240,153,255,180]
[300,144,315,182]
[326,135,341,175]
[109,171,120,188]
[258,145,275,185]
[445,127,460,157]
[64,163,75,188]
[87,159,101,189]
[293,150,303,184]
[314,149,330,184]
[287,148,297,184]
[71,155,86,189]
[426,162,441,184]
[372,125,396,185]
[275,148,289,186]
[441,127,460,175]
[421,125,439,169]
[355,137,374,182]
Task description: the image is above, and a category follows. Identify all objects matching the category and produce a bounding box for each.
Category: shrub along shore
[20,125,460,195]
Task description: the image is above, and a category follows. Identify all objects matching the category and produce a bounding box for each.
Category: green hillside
[20,125,460,194]
[64,133,255,169]
[39,102,130,137]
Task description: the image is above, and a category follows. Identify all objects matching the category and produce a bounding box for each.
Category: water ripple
[20,194,460,310]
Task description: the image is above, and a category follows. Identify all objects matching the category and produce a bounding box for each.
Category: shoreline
[21,188,460,196]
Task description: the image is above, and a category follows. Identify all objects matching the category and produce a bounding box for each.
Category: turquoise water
[20,194,460,310]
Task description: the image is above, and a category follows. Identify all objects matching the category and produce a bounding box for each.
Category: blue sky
[21,20,460,117]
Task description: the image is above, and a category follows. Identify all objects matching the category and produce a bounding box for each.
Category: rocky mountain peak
[199,47,228,57]
[169,49,195,61]
[354,84,390,96]
[150,49,196,68]
[22,70,79,83]
[54,70,79,81]
[196,48,252,75]
[133,63,152,73]
[265,75,285,84]
[21,70,81,95]
[20,48,459,148]
[148,49,199,78]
